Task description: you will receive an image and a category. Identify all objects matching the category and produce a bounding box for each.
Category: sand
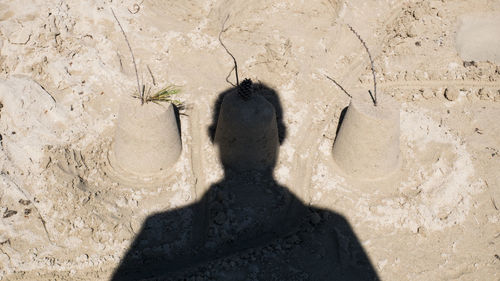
[0,0,499,280]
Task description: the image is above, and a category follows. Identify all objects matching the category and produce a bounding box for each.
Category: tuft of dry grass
[135,86,183,107]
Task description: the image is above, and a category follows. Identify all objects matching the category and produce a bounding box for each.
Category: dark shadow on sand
[335,106,348,137]
[111,83,379,281]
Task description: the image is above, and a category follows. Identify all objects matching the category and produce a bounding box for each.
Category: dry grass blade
[147,65,157,86]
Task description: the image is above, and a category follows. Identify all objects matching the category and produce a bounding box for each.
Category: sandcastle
[107,99,181,182]
[332,91,401,180]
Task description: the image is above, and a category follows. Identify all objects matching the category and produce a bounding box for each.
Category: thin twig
[347,24,377,106]
[225,66,236,87]
[147,65,157,86]
[117,52,124,71]
[34,81,57,103]
[368,90,376,106]
[111,8,143,104]
[219,14,239,87]
[324,75,352,98]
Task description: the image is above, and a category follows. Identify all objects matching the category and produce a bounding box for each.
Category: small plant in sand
[325,24,378,106]
[111,8,182,107]
[132,85,183,106]
[107,8,183,180]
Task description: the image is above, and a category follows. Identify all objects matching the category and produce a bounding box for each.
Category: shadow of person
[111,82,379,281]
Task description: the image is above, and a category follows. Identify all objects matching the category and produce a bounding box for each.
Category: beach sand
[0,0,499,280]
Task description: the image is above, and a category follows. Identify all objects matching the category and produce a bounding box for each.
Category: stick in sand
[111,8,143,104]
[347,24,377,106]
[219,14,239,87]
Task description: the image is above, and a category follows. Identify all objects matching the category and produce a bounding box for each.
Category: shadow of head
[207,81,287,173]
[208,82,286,144]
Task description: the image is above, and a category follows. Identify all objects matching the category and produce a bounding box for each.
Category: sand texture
[0,0,500,280]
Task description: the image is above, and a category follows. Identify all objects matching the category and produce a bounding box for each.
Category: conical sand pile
[110,100,181,177]
[332,91,401,179]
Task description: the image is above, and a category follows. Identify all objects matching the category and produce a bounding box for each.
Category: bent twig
[325,75,352,98]
[347,24,377,106]
[219,14,239,87]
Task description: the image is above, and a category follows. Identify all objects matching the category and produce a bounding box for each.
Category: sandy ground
[0,0,499,280]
